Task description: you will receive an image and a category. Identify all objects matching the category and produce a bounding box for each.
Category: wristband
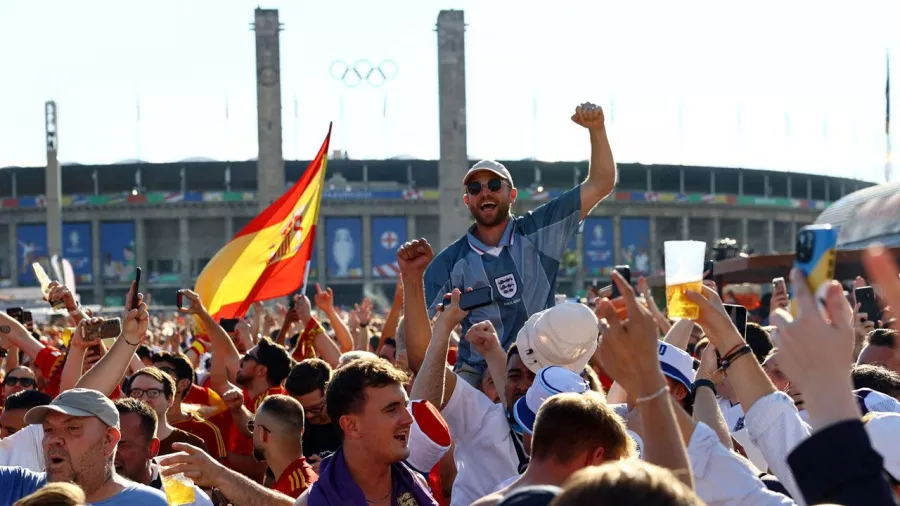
[692,378,717,397]
[635,385,669,404]
[68,306,82,317]
[718,345,752,373]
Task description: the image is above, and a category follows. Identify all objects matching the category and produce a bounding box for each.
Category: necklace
[365,489,391,504]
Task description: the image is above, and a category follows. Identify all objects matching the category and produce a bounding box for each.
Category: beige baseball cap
[462,160,515,187]
[25,388,120,428]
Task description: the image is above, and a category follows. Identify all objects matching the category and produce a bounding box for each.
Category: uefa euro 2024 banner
[621,217,651,275]
[62,222,93,283]
[17,224,48,286]
[371,217,407,278]
[326,217,363,279]
[101,222,137,283]
[17,223,94,286]
[582,218,614,277]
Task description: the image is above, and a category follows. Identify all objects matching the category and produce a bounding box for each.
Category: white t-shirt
[442,378,519,506]
[0,424,44,471]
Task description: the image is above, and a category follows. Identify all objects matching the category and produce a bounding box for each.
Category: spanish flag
[195,125,331,320]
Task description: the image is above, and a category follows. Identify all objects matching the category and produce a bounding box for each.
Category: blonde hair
[15,482,86,506]
[551,461,703,506]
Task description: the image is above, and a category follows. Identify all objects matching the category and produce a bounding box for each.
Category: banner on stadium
[16,224,49,286]
[371,217,407,278]
[583,217,614,277]
[62,222,92,283]
[100,222,137,283]
[621,218,651,275]
[326,217,363,279]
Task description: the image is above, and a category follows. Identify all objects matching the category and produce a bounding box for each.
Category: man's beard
[253,446,266,462]
[472,202,511,227]
[235,371,251,387]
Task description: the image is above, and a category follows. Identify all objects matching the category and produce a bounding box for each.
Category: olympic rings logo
[329,60,398,88]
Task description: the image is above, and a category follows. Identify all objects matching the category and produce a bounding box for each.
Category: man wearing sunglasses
[417,102,617,386]
[3,367,38,400]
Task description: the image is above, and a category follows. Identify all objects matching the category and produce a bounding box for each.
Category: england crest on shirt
[495,273,518,298]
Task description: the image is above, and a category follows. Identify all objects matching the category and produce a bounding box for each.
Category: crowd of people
[1,103,899,506]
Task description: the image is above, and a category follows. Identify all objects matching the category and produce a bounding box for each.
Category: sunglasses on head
[4,377,35,388]
[466,178,506,196]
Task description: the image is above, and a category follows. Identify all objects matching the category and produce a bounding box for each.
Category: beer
[33,263,66,312]
[666,280,702,320]
[162,472,196,506]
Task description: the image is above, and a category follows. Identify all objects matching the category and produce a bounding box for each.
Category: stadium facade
[0,159,872,306]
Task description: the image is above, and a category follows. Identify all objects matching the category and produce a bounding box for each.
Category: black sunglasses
[466,178,506,196]
[4,377,35,388]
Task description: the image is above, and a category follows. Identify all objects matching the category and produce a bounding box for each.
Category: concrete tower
[436,10,470,251]
[253,8,285,209]
[45,101,62,258]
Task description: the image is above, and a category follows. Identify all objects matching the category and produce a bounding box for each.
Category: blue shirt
[0,466,168,506]
[424,185,582,371]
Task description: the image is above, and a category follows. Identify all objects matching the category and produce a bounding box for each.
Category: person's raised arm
[162,443,294,506]
[314,284,353,353]
[572,103,617,220]
[75,284,149,395]
[464,321,508,409]
[377,278,404,352]
[599,271,693,490]
[397,238,436,372]
[663,318,694,351]
[178,289,240,391]
[0,313,44,362]
[409,289,464,409]
[692,344,733,449]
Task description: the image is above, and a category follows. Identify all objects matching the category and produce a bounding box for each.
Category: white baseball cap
[513,366,589,436]
[463,160,515,187]
[658,342,695,394]
[855,388,900,415]
[516,303,599,375]
[864,411,900,481]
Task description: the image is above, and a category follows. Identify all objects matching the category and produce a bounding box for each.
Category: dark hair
[151,351,195,385]
[257,337,293,387]
[4,389,51,411]
[531,392,634,464]
[507,344,520,364]
[852,364,900,397]
[867,328,898,348]
[326,358,408,430]
[128,367,177,400]
[553,462,702,506]
[258,394,306,434]
[136,344,152,360]
[285,359,333,397]
[744,323,773,364]
[114,398,159,441]
[382,338,397,349]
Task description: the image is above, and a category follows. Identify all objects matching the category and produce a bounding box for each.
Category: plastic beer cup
[664,241,706,320]
[157,459,196,506]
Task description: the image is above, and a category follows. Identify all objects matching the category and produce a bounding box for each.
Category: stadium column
[179,218,190,288]
[7,225,16,287]
[767,220,775,254]
[253,8,285,210]
[613,216,623,265]
[45,101,62,259]
[362,215,373,293]
[224,216,234,242]
[681,216,690,240]
[741,218,749,250]
[135,219,147,281]
[712,217,721,243]
[436,10,471,251]
[91,219,102,302]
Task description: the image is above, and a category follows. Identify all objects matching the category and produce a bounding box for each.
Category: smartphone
[724,304,748,338]
[856,286,882,324]
[22,311,34,331]
[611,265,632,299]
[792,224,837,315]
[772,277,786,296]
[6,308,23,323]
[457,286,493,311]
[176,291,184,310]
[219,318,240,333]
[704,260,715,281]
[83,318,122,342]
[131,267,142,310]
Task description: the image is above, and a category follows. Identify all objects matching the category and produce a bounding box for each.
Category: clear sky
[1,0,897,182]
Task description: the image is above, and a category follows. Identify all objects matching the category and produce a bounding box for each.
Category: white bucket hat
[516,303,598,375]
[512,366,589,435]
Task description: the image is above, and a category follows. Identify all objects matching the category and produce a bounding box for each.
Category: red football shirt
[228,386,287,456]
[272,457,318,498]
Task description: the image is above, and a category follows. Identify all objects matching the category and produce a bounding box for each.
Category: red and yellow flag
[195,125,331,320]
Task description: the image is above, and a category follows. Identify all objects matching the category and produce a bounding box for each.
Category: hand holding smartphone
[855,286,882,324]
[791,225,837,315]
[131,267,142,311]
